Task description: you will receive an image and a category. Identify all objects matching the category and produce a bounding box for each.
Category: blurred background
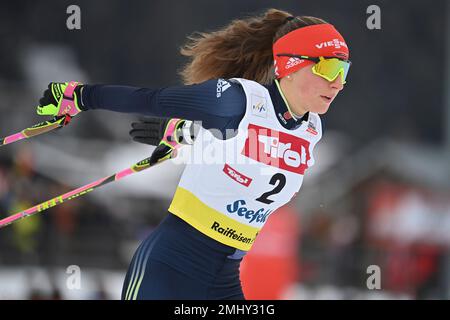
[0,0,449,299]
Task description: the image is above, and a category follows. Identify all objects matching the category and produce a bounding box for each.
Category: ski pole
[0,115,72,148]
[0,156,165,229]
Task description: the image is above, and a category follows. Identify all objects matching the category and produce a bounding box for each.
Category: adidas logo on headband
[285,57,304,70]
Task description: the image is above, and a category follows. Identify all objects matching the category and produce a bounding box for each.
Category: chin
[312,104,331,114]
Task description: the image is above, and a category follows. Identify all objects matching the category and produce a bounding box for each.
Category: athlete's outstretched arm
[80,79,246,132]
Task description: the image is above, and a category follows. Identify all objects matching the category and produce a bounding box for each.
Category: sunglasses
[277,54,352,84]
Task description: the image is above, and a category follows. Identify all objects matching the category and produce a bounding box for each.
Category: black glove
[130,117,197,165]
[130,117,198,146]
[129,117,170,146]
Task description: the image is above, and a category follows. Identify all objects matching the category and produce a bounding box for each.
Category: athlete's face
[281,64,344,115]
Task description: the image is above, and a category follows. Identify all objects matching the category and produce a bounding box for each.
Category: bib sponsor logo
[226,199,273,224]
[223,164,252,187]
[242,124,311,175]
[251,94,267,118]
[211,221,257,245]
[252,101,266,113]
[307,121,318,135]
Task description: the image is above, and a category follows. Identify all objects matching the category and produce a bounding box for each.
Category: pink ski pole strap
[162,119,184,149]
[58,81,81,117]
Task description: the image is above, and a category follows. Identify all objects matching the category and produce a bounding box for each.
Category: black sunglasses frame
[276,53,352,65]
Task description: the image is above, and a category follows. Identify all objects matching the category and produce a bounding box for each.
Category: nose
[330,75,344,91]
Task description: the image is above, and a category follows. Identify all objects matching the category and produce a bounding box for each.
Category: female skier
[36,8,351,299]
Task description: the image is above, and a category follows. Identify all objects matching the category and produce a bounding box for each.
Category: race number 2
[255,173,286,204]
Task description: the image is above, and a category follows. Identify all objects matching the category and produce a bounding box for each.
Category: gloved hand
[129,117,169,146]
[36,81,84,117]
[130,117,195,165]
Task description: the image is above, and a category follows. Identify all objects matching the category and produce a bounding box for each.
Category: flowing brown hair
[179,8,328,85]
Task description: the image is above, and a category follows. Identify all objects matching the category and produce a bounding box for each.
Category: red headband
[273,23,349,78]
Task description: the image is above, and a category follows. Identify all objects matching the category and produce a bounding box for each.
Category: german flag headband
[273,23,350,78]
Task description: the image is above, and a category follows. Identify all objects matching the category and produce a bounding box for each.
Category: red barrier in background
[240,205,300,299]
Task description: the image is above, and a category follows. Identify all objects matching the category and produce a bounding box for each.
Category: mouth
[320,95,333,103]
